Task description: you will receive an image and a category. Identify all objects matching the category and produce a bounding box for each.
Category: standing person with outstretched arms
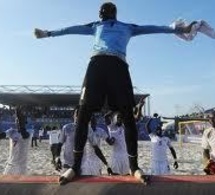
[34,2,196,184]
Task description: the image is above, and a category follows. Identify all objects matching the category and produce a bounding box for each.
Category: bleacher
[0,85,151,140]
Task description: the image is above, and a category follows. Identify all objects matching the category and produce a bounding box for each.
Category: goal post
[177,120,210,147]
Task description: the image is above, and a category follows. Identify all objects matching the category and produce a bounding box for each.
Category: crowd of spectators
[0,105,153,140]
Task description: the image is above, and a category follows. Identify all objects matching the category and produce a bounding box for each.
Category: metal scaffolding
[0,85,150,115]
[0,85,81,94]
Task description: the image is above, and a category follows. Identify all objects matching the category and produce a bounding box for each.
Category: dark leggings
[72,55,139,173]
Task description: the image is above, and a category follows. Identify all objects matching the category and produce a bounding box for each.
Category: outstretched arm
[34,22,95,38]
[131,21,197,36]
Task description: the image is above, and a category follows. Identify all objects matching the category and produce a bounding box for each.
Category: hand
[107,167,113,175]
[181,21,198,33]
[173,161,178,169]
[34,28,49,38]
[106,137,115,145]
[54,157,62,171]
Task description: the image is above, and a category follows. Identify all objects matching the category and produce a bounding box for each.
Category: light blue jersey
[49,20,181,61]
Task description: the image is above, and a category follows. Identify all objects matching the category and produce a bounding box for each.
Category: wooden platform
[0,175,215,195]
[1,175,215,183]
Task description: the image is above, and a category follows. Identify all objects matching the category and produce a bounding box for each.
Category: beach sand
[0,139,205,176]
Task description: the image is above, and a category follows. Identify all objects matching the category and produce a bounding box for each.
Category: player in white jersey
[57,109,115,183]
[60,115,115,184]
[146,119,178,175]
[54,107,79,172]
[39,128,44,143]
[106,112,130,175]
[202,110,215,175]
[0,106,31,175]
[48,126,60,167]
[57,123,76,171]
[103,98,145,175]
[81,115,113,175]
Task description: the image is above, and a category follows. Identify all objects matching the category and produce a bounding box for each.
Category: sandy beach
[0,139,205,176]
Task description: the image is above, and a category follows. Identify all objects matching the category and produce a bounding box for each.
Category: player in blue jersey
[34,2,196,184]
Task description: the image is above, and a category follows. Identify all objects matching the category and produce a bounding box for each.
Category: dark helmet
[99,2,117,20]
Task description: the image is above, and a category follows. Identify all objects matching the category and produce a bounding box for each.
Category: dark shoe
[59,168,76,185]
[107,167,119,176]
[141,174,151,185]
[63,164,71,169]
[132,169,150,185]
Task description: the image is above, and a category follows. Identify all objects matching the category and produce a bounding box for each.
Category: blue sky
[0,0,214,116]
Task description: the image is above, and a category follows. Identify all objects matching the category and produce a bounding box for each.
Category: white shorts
[151,160,170,175]
[81,156,102,176]
[111,155,130,175]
